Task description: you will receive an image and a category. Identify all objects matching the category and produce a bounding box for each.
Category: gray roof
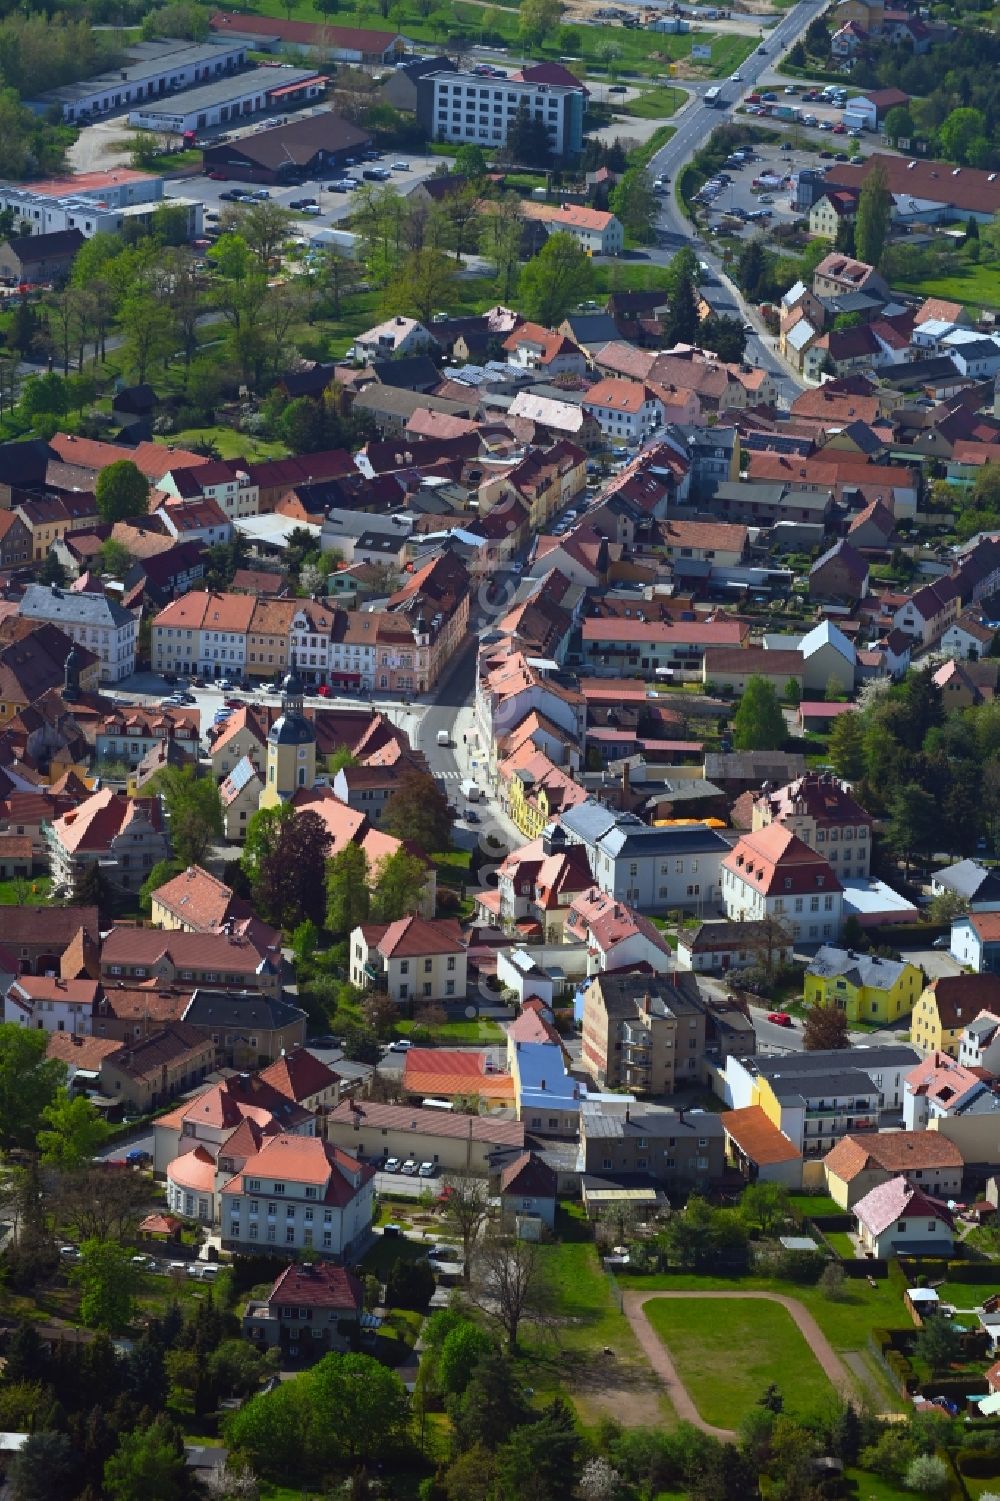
[591,970,705,1022]
[749,1043,919,1081]
[581,1104,726,1140]
[182,989,307,1031]
[934,859,999,900]
[558,799,622,849]
[714,481,787,506]
[132,65,320,116]
[20,582,132,629]
[35,39,242,106]
[598,822,730,860]
[563,314,621,347]
[768,1068,880,1103]
[807,945,909,991]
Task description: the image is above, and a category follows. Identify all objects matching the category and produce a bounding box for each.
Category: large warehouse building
[210,12,405,64]
[201,111,371,185]
[30,37,249,123]
[128,65,327,134]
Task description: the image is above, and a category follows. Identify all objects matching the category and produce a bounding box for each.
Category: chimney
[622,759,630,799]
[642,992,651,1016]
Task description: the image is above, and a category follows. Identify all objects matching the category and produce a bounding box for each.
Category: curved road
[623,1289,855,1437]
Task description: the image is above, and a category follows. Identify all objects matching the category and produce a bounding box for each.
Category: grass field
[395,1016,505,1043]
[166,427,289,460]
[248,0,755,77]
[0,877,51,905]
[894,262,1000,314]
[618,1265,908,1411]
[625,85,688,120]
[644,1297,836,1426]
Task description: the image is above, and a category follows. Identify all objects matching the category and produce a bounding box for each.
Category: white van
[436,729,451,746]
[460,779,482,802]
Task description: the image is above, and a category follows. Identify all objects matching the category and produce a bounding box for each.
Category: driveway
[623,1289,854,1437]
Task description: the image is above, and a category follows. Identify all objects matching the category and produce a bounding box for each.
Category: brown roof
[327,1097,525,1146]
[722,1105,801,1165]
[824,1130,963,1182]
[827,152,1000,221]
[926,973,1000,1031]
[266,1260,363,1312]
[46,1032,123,1072]
[499,1150,558,1197]
[258,1045,340,1103]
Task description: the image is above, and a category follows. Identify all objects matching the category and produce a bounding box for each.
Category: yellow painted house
[503,749,588,840]
[804,946,923,1026]
[911,974,1000,1058]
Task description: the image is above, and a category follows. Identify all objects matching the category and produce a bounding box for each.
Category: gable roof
[854,1175,955,1237]
[824,1130,963,1183]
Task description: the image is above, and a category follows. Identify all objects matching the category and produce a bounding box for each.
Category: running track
[622,1290,855,1438]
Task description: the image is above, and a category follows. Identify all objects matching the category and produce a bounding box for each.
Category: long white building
[30,37,249,123]
[0,170,202,242]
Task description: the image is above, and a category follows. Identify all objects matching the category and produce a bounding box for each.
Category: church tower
[259,655,316,808]
[63,643,81,704]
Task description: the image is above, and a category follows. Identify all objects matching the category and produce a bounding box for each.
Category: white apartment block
[19,583,137,682]
[415,71,584,158]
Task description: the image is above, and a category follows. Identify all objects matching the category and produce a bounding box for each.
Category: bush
[904,1456,950,1496]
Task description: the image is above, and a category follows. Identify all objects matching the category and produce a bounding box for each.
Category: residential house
[99,926,283,997]
[724,1044,920,1156]
[564,888,673,975]
[242,1261,363,1356]
[4,976,101,1034]
[259,1047,342,1115]
[150,591,256,679]
[911,974,1000,1057]
[498,1151,558,1232]
[349,915,467,1004]
[952,912,1000,974]
[580,614,747,679]
[0,902,98,977]
[477,824,594,942]
[939,612,995,661]
[175,990,307,1068]
[96,1024,217,1113]
[893,578,959,647]
[509,1039,581,1137]
[325,1098,525,1176]
[581,970,708,1095]
[812,253,889,300]
[559,799,730,913]
[903,1049,1000,1129]
[505,748,588,840]
[721,824,843,944]
[931,860,1000,913]
[959,1010,1000,1075]
[854,1177,954,1257]
[501,322,587,377]
[676,919,796,975]
[823,1130,963,1209]
[809,540,870,604]
[583,378,666,445]
[18,584,137,682]
[581,1102,727,1192]
[219,1134,375,1258]
[519,201,624,256]
[45,788,169,896]
[751,772,874,880]
[804,946,923,1025]
[354,316,436,359]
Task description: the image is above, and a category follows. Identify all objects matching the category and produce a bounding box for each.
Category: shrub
[904,1456,950,1496]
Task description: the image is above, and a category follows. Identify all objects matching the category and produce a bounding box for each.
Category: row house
[160,459,260,521]
[45,787,169,896]
[99,925,283,997]
[15,494,100,562]
[94,706,200,768]
[151,591,256,679]
[580,614,747,679]
[475,648,585,777]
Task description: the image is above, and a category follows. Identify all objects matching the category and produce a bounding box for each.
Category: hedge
[957,1449,1000,1478]
[899,1258,1000,1285]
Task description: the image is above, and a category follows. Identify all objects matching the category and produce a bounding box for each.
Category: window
[273,1182,285,1195]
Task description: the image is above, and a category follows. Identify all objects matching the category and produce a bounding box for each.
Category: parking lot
[698,137,856,239]
[166,149,451,236]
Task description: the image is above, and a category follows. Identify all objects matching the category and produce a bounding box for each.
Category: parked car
[384,1157,402,1173]
[390,160,410,171]
[401,1159,419,1175]
[767,1011,793,1027]
[417,1162,437,1178]
[832,122,847,134]
[288,197,317,209]
[932,935,951,949]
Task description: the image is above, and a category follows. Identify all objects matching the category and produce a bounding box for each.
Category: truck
[460,779,482,802]
[774,104,800,122]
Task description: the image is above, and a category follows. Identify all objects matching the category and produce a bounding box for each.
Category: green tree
[0,1024,66,1152]
[97,537,134,581]
[913,1316,963,1376]
[243,804,333,930]
[828,711,864,780]
[307,1352,409,1464]
[370,846,428,922]
[139,857,183,914]
[518,232,594,327]
[802,1002,849,1052]
[699,313,747,362]
[37,1092,110,1168]
[854,160,892,267]
[609,168,658,244]
[8,1430,80,1501]
[441,1172,491,1284]
[883,104,914,143]
[148,764,223,867]
[519,0,561,46]
[438,1322,496,1395]
[732,676,785,751]
[740,1182,789,1236]
[75,1240,140,1331]
[386,247,458,323]
[454,143,488,178]
[938,106,988,165]
[496,1397,580,1501]
[95,459,149,524]
[783,678,801,707]
[325,843,371,936]
[663,270,700,347]
[382,770,453,853]
[736,238,768,301]
[886,782,938,874]
[104,1417,190,1501]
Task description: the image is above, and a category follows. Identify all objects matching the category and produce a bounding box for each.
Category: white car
[729,71,742,81]
[390,160,410,170]
[384,1157,403,1173]
[401,1159,419,1175]
[417,1161,436,1178]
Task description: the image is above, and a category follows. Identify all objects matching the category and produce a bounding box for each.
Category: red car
[767,1011,793,1027]
[316,684,331,697]
[832,122,847,134]
[208,171,228,181]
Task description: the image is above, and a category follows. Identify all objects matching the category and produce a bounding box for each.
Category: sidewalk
[450,702,525,852]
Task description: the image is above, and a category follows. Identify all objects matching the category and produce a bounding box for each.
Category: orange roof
[722,1105,801,1165]
[402,1049,515,1101]
[520,201,616,232]
[152,591,256,634]
[167,1146,216,1193]
[46,1032,122,1071]
[585,376,657,415]
[49,432,202,480]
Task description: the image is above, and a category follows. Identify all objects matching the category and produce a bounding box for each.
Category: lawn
[397,1016,505,1043]
[894,261,1000,314]
[617,1265,909,1411]
[0,877,51,904]
[247,0,754,78]
[163,428,289,461]
[517,1221,674,1430]
[644,1297,836,1426]
[789,1192,842,1218]
[625,85,688,120]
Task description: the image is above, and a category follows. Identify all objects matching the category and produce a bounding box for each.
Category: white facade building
[19,582,137,682]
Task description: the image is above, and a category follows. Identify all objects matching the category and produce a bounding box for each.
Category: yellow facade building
[804,946,923,1026]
